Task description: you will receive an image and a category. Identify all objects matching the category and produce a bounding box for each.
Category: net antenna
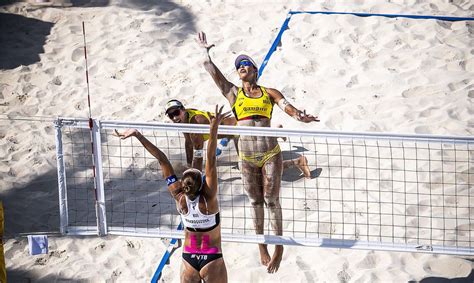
[82,21,107,235]
[82,22,93,120]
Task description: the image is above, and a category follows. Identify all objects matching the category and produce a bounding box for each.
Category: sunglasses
[237,60,253,69]
[167,108,181,119]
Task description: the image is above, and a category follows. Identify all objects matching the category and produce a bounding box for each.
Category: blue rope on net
[289,10,474,21]
[258,10,474,79]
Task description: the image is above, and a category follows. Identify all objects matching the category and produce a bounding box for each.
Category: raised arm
[197,32,237,105]
[114,129,176,179]
[204,105,229,197]
[267,88,320,123]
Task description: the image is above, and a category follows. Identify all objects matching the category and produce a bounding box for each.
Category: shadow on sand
[0,0,196,70]
[7,269,83,283]
[0,13,54,69]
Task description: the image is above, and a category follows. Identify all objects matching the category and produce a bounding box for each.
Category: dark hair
[182,170,202,196]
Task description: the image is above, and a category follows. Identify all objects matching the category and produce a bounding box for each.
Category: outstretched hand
[113,129,139,139]
[297,110,320,123]
[208,105,231,128]
[197,31,215,51]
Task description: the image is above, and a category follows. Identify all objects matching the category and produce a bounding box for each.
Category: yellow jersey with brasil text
[232,86,273,121]
[186,108,211,141]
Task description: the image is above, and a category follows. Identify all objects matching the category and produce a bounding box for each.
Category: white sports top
[178,195,220,231]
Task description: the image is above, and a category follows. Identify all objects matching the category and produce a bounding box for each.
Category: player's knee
[250,198,264,207]
[264,196,279,208]
[264,175,280,185]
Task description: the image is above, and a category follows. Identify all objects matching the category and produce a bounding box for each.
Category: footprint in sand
[348,32,359,44]
[361,58,375,71]
[128,19,143,30]
[321,0,335,10]
[45,67,55,75]
[51,76,62,86]
[324,107,345,129]
[355,251,378,269]
[401,86,440,98]
[20,66,31,73]
[34,257,48,266]
[340,47,354,60]
[71,47,83,62]
[296,256,316,282]
[18,74,31,83]
[448,79,470,92]
[49,250,66,259]
[75,102,84,110]
[146,96,156,108]
[44,125,53,135]
[295,256,311,270]
[93,242,106,251]
[346,75,358,88]
[436,21,452,30]
[126,240,141,249]
[228,40,245,53]
[467,90,474,99]
[337,262,351,283]
[69,25,82,33]
[7,168,16,177]
[88,65,98,77]
[447,108,461,120]
[352,104,366,120]
[133,83,149,93]
[111,69,126,80]
[111,106,132,118]
[22,83,35,95]
[322,33,334,44]
[419,107,436,118]
[414,126,434,134]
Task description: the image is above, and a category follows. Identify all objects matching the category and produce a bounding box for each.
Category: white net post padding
[91,119,107,236]
[56,118,108,236]
[54,119,69,234]
[55,118,474,255]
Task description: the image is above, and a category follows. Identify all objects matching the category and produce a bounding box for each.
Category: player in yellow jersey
[165,99,239,171]
[197,32,319,273]
[166,99,312,178]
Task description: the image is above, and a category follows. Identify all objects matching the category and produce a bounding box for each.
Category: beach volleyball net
[54,117,473,255]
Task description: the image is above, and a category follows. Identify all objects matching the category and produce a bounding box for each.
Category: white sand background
[1,0,473,282]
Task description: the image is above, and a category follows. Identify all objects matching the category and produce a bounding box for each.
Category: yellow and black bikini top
[185,108,211,141]
[232,86,273,121]
[186,108,211,123]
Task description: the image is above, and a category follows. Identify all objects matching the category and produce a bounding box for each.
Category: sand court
[1,0,473,281]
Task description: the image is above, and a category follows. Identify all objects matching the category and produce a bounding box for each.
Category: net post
[54,118,69,235]
[92,119,107,236]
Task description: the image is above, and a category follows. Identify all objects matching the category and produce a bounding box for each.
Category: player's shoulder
[191,112,210,124]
